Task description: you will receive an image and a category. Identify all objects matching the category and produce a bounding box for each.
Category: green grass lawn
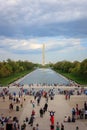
[0,69,34,86]
[61,73,87,85]
[54,69,87,85]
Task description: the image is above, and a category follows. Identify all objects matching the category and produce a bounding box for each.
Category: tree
[80,59,87,77]
[69,61,80,74]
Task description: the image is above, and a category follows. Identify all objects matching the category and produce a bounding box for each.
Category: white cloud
[0,38,42,50]
[0,36,87,63]
[29,43,42,49]
[0,37,81,52]
[46,38,81,50]
[0,0,87,26]
[7,0,19,5]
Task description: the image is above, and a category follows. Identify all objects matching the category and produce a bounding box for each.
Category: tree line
[0,59,35,78]
[0,58,87,83]
[53,59,87,79]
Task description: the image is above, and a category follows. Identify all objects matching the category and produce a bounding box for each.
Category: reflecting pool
[20,68,70,86]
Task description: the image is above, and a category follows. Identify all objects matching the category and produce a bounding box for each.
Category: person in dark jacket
[61,123,64,130]
[28,115,34,126]
[44,103,48,112]
[39,108,43,117]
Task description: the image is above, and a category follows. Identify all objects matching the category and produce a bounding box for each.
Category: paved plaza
[0,85,87,130]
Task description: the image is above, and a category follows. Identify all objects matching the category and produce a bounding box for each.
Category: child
[56,122,60,130]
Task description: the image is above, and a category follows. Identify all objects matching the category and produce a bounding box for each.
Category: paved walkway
[19,95,87,130]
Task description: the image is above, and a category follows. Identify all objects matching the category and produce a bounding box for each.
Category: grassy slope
[54,69,87,85]
[0,69,34,86]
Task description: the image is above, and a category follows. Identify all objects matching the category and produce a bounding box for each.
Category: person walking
[36,123,39,130]
[44,103,48,112]
[50,124,54,130]
[28,114,34,126]
[49,111,55,125]
[61,123,64,130]
[56,122,60,130]
[32,127,36,130]
[76,126,79,130]
[39,108,43,117]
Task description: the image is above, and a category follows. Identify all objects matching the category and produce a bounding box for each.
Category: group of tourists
[71,102,87,120]
[0,87,27,130]
[21,92,65,130]
[0,83,87,130]
[0,114,20,130]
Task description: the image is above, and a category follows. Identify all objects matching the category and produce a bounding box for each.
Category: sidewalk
[19,95,87,130]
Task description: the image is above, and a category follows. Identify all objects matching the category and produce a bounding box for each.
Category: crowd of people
[0,114,20,130]
[71,102,87,120]
[0,84,87,130]
[0,87,26,130]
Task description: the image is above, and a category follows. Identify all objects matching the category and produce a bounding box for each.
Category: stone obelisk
[42,44,45,66]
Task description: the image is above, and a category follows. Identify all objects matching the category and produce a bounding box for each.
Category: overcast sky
[0,0,87,64]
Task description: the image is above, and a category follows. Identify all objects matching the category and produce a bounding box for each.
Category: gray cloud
[0,0,87,62]
[0,0,87,38]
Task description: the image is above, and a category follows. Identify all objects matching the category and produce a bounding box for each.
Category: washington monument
[42,44,45,66]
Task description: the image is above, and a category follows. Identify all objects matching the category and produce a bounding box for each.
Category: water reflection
[20,68,70,86]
